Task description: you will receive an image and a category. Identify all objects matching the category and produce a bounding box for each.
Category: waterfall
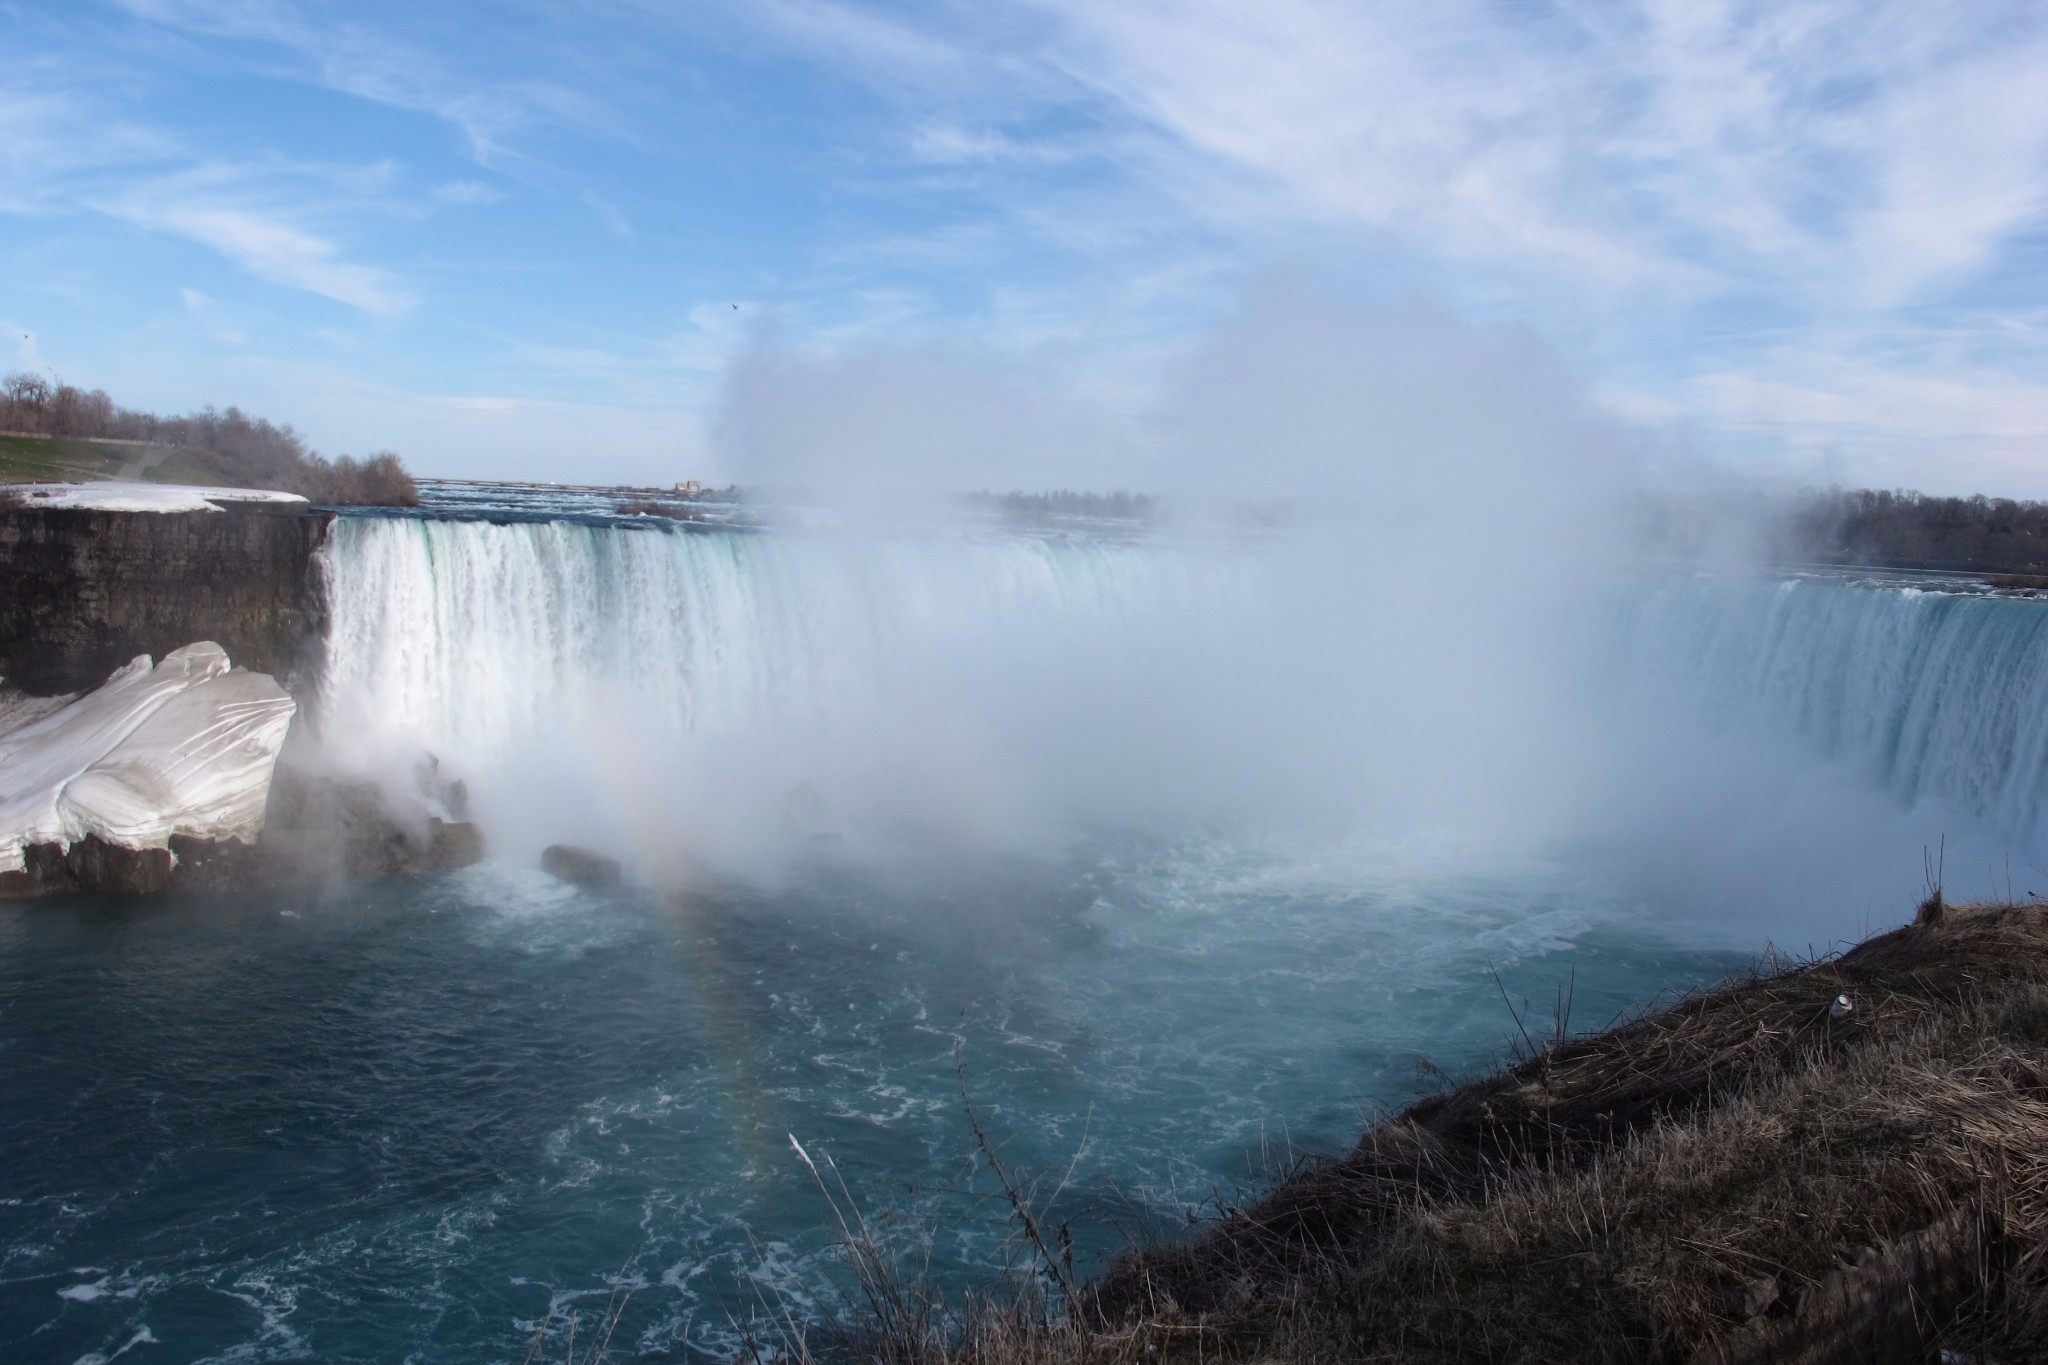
[315,513,2048,898]
[1614,574,2048,853]
[315,515,1256,862]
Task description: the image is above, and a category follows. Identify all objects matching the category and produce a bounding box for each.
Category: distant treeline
[965,489,1158,523]
[1789,488,2048,576]
[0,372,417,506]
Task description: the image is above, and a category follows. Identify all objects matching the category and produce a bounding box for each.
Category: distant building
[675,480,701,495]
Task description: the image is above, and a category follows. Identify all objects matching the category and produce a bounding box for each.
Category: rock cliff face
[0,506,489,898]
[0,503,333,696]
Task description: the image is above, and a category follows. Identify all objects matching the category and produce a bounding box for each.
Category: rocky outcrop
[0,501,332,696]
[166,767,485,893]
[0,836,174,897]
[541,843,623,888]
[0,634,485,900]
[62,835,175,895]
[0,767,486,899]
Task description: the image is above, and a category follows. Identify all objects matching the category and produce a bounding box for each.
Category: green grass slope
[0,434,132,483]
[0,436,236,489]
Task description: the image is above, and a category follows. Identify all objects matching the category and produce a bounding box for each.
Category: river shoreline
[928,902,2048,1364]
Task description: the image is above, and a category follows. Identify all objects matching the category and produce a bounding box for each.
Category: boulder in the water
[542,844,622,889]
[427,818,485,869]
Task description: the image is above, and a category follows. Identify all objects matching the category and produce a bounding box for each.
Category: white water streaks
[0,643,296,874]
[1612,574,2048,848]
[1573,571,2048,934]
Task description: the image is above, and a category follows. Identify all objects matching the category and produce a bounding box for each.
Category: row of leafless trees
[964,489,1158,524]
[0,373,124,440]
[1,371,417,506]
[1788,487,2048,575]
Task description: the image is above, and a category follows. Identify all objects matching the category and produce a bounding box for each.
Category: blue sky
[2,0,2046,493]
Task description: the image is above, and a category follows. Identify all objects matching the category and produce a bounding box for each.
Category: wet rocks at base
[1,764,487,900]
[164,765,487,894]
[0,641,484,900]
[1,766,487,900]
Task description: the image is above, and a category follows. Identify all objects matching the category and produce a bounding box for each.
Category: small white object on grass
[1829,993,1854,1020]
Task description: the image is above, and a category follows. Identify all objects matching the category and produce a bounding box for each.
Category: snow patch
[0,643,296,875]
[8,481,308,513]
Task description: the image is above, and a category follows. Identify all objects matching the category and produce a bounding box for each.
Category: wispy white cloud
[114,0,606,162]
[739,0,987,95]
[0,60,411,315]
[1844,42,2048,307]
[1689,358,2048,495]
[0,77,176,213]
[431,178,501,205]
[8,0,2045,485]
[177,285,249,343]
[1700,366,2048,446]
[125,198,407,313]
[85,160,411,314]
[701,0,2048,484]
[907,123,1080,165]
[1000,0,2048,305]
[710,0,2048,316]
[581,191,635,240]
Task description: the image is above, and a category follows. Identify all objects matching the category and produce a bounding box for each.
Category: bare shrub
[311,451,418,506]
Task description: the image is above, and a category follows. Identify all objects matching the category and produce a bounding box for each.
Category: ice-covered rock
[0,643,295,877]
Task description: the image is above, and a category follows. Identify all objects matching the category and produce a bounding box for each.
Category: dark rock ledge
[0,766,485,900]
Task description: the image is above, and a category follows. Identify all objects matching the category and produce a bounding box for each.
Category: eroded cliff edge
[0,501,333,697]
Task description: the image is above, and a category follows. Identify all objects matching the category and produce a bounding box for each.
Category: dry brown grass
[812,903,2048,1365]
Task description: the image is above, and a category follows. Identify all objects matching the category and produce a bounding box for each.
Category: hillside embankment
[916,902,2048,1365]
